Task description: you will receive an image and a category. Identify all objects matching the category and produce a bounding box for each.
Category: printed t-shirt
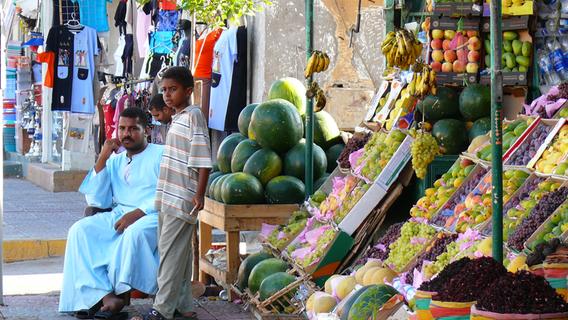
[225,26,248,132]
[208,27,237,131]
[70,0,112,32]
[46,25,75,111]
[155,106,213,223]
[70,26,99,113]
[36,51,55,88]
[193,28,223,79]
[136,9,151,58]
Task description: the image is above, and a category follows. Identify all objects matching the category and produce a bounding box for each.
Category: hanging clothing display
[225,26,248,132]
[36,51,54,88]
[208,27,238,131]
[64,113,93,152]
[136,8,151,58]
[46,25,74,111]
[70,0,112,32]
[193,28,223,79]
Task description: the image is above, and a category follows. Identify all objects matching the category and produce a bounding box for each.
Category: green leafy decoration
[179,0,273,27]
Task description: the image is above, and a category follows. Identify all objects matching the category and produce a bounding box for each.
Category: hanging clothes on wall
[193,27,223,124]
[224,26,248,132]
[45,24,99,113]
[70,0,112,32]
[208,27,238,131]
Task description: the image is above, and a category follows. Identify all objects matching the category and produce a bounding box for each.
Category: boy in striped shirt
[148,67,212,320]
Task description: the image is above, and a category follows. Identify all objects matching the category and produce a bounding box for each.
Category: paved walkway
[3,178,86,240]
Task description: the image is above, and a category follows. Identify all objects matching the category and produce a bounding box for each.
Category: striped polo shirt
[155,105,213,223]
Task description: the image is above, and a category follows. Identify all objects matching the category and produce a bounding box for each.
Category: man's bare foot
[100,293,127,313]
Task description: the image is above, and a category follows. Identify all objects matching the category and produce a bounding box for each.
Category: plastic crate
[415,155,460,196]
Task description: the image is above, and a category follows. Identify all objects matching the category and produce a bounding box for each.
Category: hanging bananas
[306,81,327,112]
[381,29,423,70]
[304,51,331,78]
[407,62,437,99]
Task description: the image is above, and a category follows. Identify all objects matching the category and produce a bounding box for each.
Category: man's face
[117,116,147,152]
[161,78,193,111]
[150,107,173,125]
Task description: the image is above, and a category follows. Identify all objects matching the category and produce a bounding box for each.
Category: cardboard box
[524,197,568,252]
[431,17,482,30]
[480,30,532,86]
[338,135,413,235]
[436,72,478,85]
[483,1,534,16]
[433,1,484,17]
[505,118,561,166]
[527,118,566,172]
[364,81,390,122]
[481,16,529,32]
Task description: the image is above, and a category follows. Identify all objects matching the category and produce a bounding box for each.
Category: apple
[442,62,453,72]
[456,34,469,47]
[431,39,443,50]
[432,29,444,40]
[457,49,468,63]
[431,61,442,72]
[444,30,456,40]
[466,30,478,38]
[468,36,482,51]
[442,39,452,51]
[444,50,457,63]
[466,62,479,73]
[468,50,480,62]
[432,50,444,62]
[453,60,467,73]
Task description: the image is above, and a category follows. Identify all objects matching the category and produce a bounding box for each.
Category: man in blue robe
[59,107,164,319]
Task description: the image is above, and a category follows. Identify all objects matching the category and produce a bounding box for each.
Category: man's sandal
[173,310,198,320]
[93,311,129,320]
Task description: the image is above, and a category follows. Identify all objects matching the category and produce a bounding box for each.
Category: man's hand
[95,139,121,173]
[114,209,145,233]
[191,193,205,214]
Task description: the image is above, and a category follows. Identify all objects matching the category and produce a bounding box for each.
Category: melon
[243,149,283,186]
[220,172,264,204]
[265,176,306,204]
[432,119,468,155]
[267,77,307,116]
[459,84,491,121]
[283,139,327,182]
[231,139,261,173]
[238,103,259,137]
[248,258,288,294]
[236,252,273,290]
[217,133,246,173]
[314,111,341,149]
[258,272,295,301]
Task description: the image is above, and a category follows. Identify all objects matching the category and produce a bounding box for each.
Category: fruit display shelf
[524,200,568,252]
[505,118,562,167]
[528,121,568,175]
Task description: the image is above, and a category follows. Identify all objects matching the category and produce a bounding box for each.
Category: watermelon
[265,176,306,204]
[243,149,283,185]
[248,258,289,294]
[207,174,224,198]
[238,103,259,137]
[249,99,304,154]
[283,140,327,182]
[206,171,223,196]
[416,87,461,121]
[231,139,261,173]
[325,143,344,173]
[469,117,491,142]
[213,174,231,201]
[314,111,341,149]
[338,286,373,320]
[314,174,330,192]
[236,251,273,290]
[347,285,399,320]
[220,173,264,204]
[432,119,468,155]
[267,77,307,116]
[459,84,491,121]
[217,133,247,173]
[212,163,219,172]
[259,272,296,301]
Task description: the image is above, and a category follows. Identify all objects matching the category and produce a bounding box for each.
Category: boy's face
[161,78,193,111]
[150,107,173,125]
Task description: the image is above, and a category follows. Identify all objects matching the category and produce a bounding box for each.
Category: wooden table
[198,198,298,292]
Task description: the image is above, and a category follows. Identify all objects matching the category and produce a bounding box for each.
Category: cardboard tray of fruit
[430,162,489,229]
[527,119,567,174]
[433,0,484,17]
[523,198,568,253]
[552,153,568,179]
[483,0,535,16]
[504,118,561,167]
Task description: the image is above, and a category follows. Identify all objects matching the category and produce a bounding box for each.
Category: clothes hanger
[157,55,172,78]
[65,12,83,30]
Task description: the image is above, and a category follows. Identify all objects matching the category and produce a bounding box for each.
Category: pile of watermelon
[207,77,345,205]
[416,84,492,155]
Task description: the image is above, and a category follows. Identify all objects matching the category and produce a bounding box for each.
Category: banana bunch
[304,51,331,78]
[407,63,437,98]
[381,29,423,70]
[307,81,327,112]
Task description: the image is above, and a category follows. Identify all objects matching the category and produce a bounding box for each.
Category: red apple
[444,30,456,40]
[444,50,457,63]
[457,49,468,63]
[468,36,482,51]
[432,29,444,40]
[468,50,480,62]
[466,62,479,73]
[453,60,467,73]
[431,61,442,72]
[430,39,443,50]
[466,30,478,38]
[442,62,453,72]
[431,50,444,63]
[442,39,452,51]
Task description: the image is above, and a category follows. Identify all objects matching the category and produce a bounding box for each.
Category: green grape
[410,130,439,179]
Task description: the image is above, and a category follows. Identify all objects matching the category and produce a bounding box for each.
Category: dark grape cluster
[506,124,551,166]
[503,177,545,213]
[405,233,458,284]
[547,82,568,101]
[357,222,403,264]
[477,271,568,314]
[432,168,488,226]
[508,187,568,251]
[337,132,372,169]
[526,238,561,266]
[420,257,508,303]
